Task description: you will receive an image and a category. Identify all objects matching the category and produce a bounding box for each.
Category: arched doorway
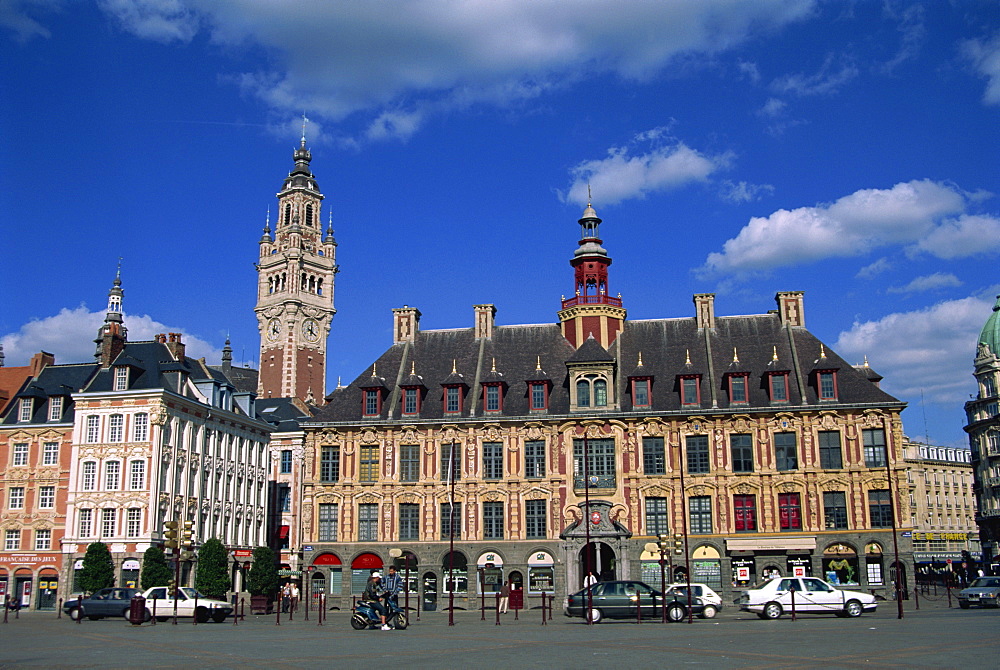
[36,569,59,610]
[442,551,468,596]
[393,551,418,607]
[350,552,382,594]
[312,552,342,606]
[579,542,616,586]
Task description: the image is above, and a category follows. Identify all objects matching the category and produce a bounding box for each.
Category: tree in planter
[77,542,115,594]
[141,546,173,589]
[195,538,230,599]
[247,546,279,599]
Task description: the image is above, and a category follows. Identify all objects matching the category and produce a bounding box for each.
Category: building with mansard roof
[298,202,913,610]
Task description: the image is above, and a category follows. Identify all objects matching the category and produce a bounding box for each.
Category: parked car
[564,580,704,623]
[957,576,1000,609]
[737,576,877,619]
[663,582,723,618]
[141,586,233,623]
[63,587,141,621]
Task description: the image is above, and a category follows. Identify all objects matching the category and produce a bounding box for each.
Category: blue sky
[2,1,998,448]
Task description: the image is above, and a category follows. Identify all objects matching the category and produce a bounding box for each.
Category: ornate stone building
[966,295,1000,570]
[298,203,913,609]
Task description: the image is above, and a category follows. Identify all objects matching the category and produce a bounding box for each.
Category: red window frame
[400,387,421,415]
[482,383,503,413]
[768,372,790,402]
[727,373,750,405]
[630,377,652,408]
[733,494,757,531]
[362,388,382,417]
[443,385,463,414]
[529,382,549,410]
[679,375,701,406]
[779,492,802,530]
[817,370,838,400]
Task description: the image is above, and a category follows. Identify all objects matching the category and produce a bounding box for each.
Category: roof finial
[637,351,644,367]
[116,257,122,282]
[300,112,308,147]
[491,357,497,373]
[536,356,542,371]
[732,347,740,364]
[587,183,592,206]
[372,363,377,377]
[685,349,691,365]
[819,343,827,359]
[337,375,343,389]
[411,360,416,375]
[451,359,458,374]
[772,346,778,362]
[863,354,870,367]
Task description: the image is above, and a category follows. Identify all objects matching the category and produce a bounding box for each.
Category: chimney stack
[165,332,186,360]
[693,293,716,330]
[393,306,421,344]
[474,304,496,339]
[775,291,805,327]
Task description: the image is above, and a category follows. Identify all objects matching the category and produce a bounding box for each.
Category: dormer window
[727,373,749,405]
[680,375,701,406]
[482,383,502,413]
[817,370,838,401]
[113,366,129,391]
[363,389,382,416]
[768,372,790,403]
[576,375,608,408]
[529,382,549,410]
[18,398,33,423]
[444,386,463,414]
[401,387,420,415]
[631,378,651,408]
[48,396,64,422]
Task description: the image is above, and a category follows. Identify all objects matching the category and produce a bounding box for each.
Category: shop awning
[726,537,816,552]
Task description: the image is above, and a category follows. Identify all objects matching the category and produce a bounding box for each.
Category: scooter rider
[362,571,391,630]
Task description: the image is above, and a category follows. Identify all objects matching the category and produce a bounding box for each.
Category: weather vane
[300,112,308,146]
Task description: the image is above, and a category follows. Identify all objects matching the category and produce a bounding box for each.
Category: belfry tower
[557,201,626,348]
[255,128,338,402]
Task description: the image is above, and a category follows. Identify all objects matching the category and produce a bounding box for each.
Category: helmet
[371,571,382,579]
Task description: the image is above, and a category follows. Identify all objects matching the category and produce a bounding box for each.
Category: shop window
[730,434,753,473]
[779,493,802,530]
[686,435,710,474]
[866,560,884,586]
[733,495,757,531]
[442,552,468,594]
[732,558,755,588]
[824,544,859,585]
[818,431,843,469]
[774,432,798,471]
[642,436,665,475]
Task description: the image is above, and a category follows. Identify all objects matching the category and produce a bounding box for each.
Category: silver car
[958,576,1000,609]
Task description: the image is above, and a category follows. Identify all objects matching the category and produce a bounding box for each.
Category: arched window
[284,204,291,226]
[577,380,590,407]
[594,379,607,407]
[306,203,314,228]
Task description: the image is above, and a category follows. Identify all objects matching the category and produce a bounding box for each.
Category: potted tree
[78,542,116,594]
[195,538,231,601]
[247,546,279,614]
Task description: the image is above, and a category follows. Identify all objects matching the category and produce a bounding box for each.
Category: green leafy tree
[195,538,231,599]
[141,546,173,589]
[77,542,115,594]
[247,546,279,597]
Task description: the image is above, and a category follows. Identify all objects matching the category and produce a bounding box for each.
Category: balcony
[561,294,623,309]
[573,474,617,490]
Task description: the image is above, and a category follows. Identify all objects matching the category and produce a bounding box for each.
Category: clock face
[267,319,281,342]
[302,319,319,342]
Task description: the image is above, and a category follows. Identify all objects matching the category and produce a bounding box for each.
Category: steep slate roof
[255,397,314,431]
[0,363,97,425]
[313,311,902,424]
[81,341,223,393]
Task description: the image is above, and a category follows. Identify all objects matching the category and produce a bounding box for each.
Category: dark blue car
[63,587,141,621]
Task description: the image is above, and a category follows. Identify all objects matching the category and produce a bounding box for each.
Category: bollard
[151,598,157,625]
[636,591,641,624]
[233,598,238,626]
[541,592,547,625]
[317,594,324,626]
[240,597,246,621]
[276,600,281,625]
[76,595,82,625]
[304,593,309,622]
[947,585,952,608]
[289,597,295,621]
[480,589,486,621]
[790,588,796,621]
[495,592,500,626]
[57,598,62,619]
[914,584,920,610]
[193,594,198,626]
[3,600,8,624]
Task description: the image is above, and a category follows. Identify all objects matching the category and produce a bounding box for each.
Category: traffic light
[673,533,684,555]
[164,521,179,549]
[167,579,177,596]
[181,520,195,550]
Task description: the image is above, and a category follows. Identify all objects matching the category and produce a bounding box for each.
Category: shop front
[0,553,62,611]
[726,536,818,595]
[476,551,503,594]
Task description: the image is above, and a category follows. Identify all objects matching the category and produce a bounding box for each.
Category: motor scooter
[351,596,408,630]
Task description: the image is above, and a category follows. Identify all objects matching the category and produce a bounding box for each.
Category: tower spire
[95,266,128,365]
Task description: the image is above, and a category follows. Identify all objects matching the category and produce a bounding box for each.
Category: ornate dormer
[558,200,626,348]
[440,360,469,416]
[566,334,616,411]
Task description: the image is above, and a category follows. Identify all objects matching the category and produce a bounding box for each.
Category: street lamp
[675,441,693,623]
[883,434,904,619]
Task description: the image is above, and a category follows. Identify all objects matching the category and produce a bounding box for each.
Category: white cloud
[877,2,925,74]
[909,214,1000,259]
[962,31,1000,105]
[886,272,962,294]
[699,179,994,276]
[0,0,60,41]
[1,306,222,368]
[563,130,730,206]
[92,0,814,138]
[719,180,774,203]
[770,53,859,96]
[737,59,760,83]
[757,97,787,118]
[834,294,992,408]
[855,257,891,279]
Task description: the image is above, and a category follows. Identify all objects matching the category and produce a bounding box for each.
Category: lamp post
[583,434,594,625]
[883,434,904,619]
[447,441,457,626]
[675,440,693,623]
[305,565,315,621]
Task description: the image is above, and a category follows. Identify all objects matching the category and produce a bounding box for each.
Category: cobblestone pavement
[0,595,994,669]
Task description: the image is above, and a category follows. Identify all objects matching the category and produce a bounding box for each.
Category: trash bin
[129,595,146,626]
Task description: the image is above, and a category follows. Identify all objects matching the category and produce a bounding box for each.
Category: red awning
[351,552,383,569]
[277,525,290,539]
[313,553,342,566]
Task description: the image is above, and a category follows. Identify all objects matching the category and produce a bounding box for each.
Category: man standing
[499,579,512,614]
[384,565,403,609]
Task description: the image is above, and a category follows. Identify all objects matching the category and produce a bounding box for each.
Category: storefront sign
[787,557,811,578]
[732,558,755,587]
[476,552,503,567]
[527,551,554,566]
[231,549,253,558]
[914,552,964,562]
[1,554,51,565]
[912,532,968,541]
[726,537,816,551]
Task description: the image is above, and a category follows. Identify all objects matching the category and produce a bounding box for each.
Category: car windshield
[970,577,1000,588]
[179,587,205,599]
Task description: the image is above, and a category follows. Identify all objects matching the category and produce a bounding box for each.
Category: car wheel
[844,600,863,618]
[586,607,603,624]
[700,605,718,619]
[756,612,769,620]
[351,613,368,630]
[666,604,685,622]
[211,611,227,623]
[195,607,211,623]
[394,613,408,630]
[959,602,970,609]
[144,609,153,623]
[763,602,783,620]
[122,607,132,619]
[68,607,82,621]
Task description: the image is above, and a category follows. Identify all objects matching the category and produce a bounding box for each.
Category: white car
[737,576,877,619]
[140,586,234,623]
[957,576,1000,609]
[662,583,723,618]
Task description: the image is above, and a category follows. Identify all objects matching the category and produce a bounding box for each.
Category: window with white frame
[34,528,51,550]
[48,396,64,422]
[42,441,59,466]
[9,487,25,509]
[78,508,93,537]
[82,461,97,490]
[105,461,121,490]
[129,460,145,490]
[114,366,129,391]
[108,414,124,442]
[39,486,55,509]
[12,443,28,466]
[101,508,117,537]
[133,413,149,441]
[4,529,20,550]
[126,508,141,537]
[85,415,100,443]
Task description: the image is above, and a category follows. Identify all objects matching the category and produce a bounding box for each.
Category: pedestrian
[290,582,300,612]
[384,565,402,609]
[499,579,512,614]
[583,572,597,588]
[281,583,291,613]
